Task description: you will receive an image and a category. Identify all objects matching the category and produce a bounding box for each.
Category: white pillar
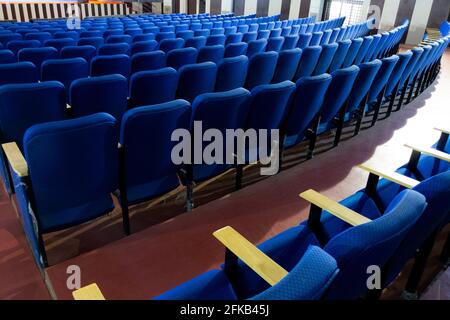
[289,0,301,20]
[268,0,282,16]
[406,0,433,45]
[379,0,400,32]
[244,0,257,15]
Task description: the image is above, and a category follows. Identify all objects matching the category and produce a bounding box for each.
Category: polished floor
[0,48,449,300]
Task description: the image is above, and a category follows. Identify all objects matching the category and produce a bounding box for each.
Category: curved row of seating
[153,127,450,300]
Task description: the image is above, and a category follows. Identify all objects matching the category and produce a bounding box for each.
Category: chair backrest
[0,61,38,86]
[120,100,191,204]
[129,67,178,108]
[329,28,340,43]
[245,51,278,90]
[246,39,268,59]
[23,113,119,233]
[313,43,339,75]
[60,45,97,64]
[130,40,158,55]
[242,32,258,43]
[266,37,284,52]
[362,34,382,63]
[167,47,198,70]
[282,35,299,50]
[324,190,426,299]
[272,48,302,83]
[0,81,66,149]
[43,38,77,53]
[0,49,16,64]
[353,36,373,65]
[320,29,332,45]
[6,40,40,55]
[346,60,382,114]
[328,39,352,73]
[41,58,89,94]
[398,47,424,90]
[177,62,217,103]
[159,38,185,53]
[320,65,360,124]
[106,34,132,44]
[215,55,249,92]
[70,74,128,120]
[78,36,104,49]
[384,51,413,97]
[24,32,52,44]
[283,74,332,148]
[133,34,156,43]
[190,88,251,181]
[270,29,282,38]
[258,30,271,40]
[297,33,312,49]
[367,55,399,102]
[131,50,167,74]
[225,33,243,45]
[185,36,207,49]
[310,32,323,46]
[206,34,226,46]
[91,54,131,78]
[54,31,79,41]
[0,33,22,47]
[198,45,225,64]
[81,30,103,38]
[295,46,322,79]
[177,30,195,41]
[224,42,248,58]
[341,38,363,68]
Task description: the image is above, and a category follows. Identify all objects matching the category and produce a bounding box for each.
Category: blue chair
[329,28,340,44]
[313,43,339,75]
[310,32,323,46]
[133,34,155,43]
[320,30,332,45]
[297,33,312,49]
[167,47,198,70]
[54,31,79,41]
[272,48,302,83]
[353,36,374,65]
[131,51,166,74]
[106,35,132,44]
[225,42,248,58]
[362,34,382,63]
[198,45,224,64]
[177,62,217,103]
[119,100,191,217]
[60,45,97,64]
[246,39,268,59]
[125,29,143,37]
[0,62,38,86]
[78,37,104,49]
[98,43,130,56]
[266,37,284,52]
[156,32,177,42]
[282,35,299,50]
[91,54,131,78]
[258,30,271,40]
[177,30,195,41]
[129,68,178,108]
[6,40,40,55]
[24,32,52,44]
[242,32,258,43]
[155,245,338,300]
[226,33,243,45]
[80,30,103,38]
[295,46,322,80]
[341,38,363,68]
[328,40,352,72]
[206,34,226,46]
[283,74,332,152]
[195,29,210,38]
[237,25,249,34]
[0,33,22,47]
[70,74,128,120]
[130,40,158,55]
[185,36,207,49]
[8,113,122,267]
[0,49,16,64]
[270,29,282,38]
[314,65,359,149]
[42,58,89,95]
[43,38,77,54]
[103,30,124,40]
[245,51,278,90]
[159,38,185,53]
[215,56,249,92]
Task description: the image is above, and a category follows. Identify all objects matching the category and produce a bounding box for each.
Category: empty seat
[224,42,248,58]
[176,30,195,41]
[133,34,155,43]
[54,31,79,41]
[24,32,52,44]
[258,30,271,40]
[0,33,22,47]
[156,32,176,42]
[270,28,282,38]
[320,30,332,45]
[106,35,133,44]
[41,58,89,95]
[6,40,40,55]
[245,51,278,90]
[131,51,166,74]
[272,48,303,83]
[60,45,97,64]
[159,38,185,53]
[185,36,207,49]
[80,30,103,38]
[295,46,322,80]
[198,45,224,64]
[246,39,268,59]
[0,49,16,64]
[225,33,244,45]
[194,29,210,38]
[43,38,77,53]
[215,55,249,92]
[206,34,226,46]
[129,68,178,108]
[167,47,198,70]
[91,54,131,78]
[78,37,104,49]
[310,32,323,46]
[98,43,130,56]
[130,40,158,55]
[313,43,339,75]
[282,35,299,50]
[177,62,217,103]
[103,30,124,40]
[297,33,312,49]
[125,28,143,37]
[353,36,374,65]
[341,38,363,68]
[242,32,258,43]
[0,62,38,86]
[328,40,352,73]
[266,37,284,52]
[70,74,128,120]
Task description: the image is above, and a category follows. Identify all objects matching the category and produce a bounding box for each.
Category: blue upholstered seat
[131,50,166,74]
[198,45,224,64]
[215,55,249,92]
[91,54,130,78]
[98,43,130,56]
[245,51,278,90]
[42,58,89,95]
[295,46,322,79]
[177,62,217,103]
[224,42,248,57]
[167,47,198,70]
[0,61,38,86]
[159,38,185,53]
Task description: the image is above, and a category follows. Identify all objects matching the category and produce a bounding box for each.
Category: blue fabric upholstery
[198,45,225,64]
[314,43,338,75]
[342,38,363,68]
[206,34,226,46]
[329,39,352,72]
[310,32,323,46]
[215,55,249,92]
[246,39,268,59]
[91,54,130,78]
[284,74,332,148]
[24,32,52,44]
[0,61,38,86]
[0,33,22,47]
[131,51,166,74]
[120,100,191,204]
[17,47,58,72]
[159,38,185,53]
[185,36,207,50]
[130,40,158,55]
[167,47,198,70]
[6,40,40,55]
[43,38,77,53]
[226,33,244,45]
[282,35,299,50]
[266,37,284,52]
[353,36,373,65]
[297,33,312,49]
[384,51,413,97]
[22,113,118,233]
[0,49,15,64]
[190,88,251,181]
[177,62,217,103]
[225,42,248,57]
[106,34,132,44]
[367,55,399,103]
[78,36,104,49]
[41,58,89,95]
[245,51,278,90]
[60,45,97,64]
[272,48,302,83]
[98,43,130,56]
[70,74,128,120]
[295,46,322,79]
[129,68,178,108]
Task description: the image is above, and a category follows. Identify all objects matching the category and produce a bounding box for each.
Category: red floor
[0,49,449,300]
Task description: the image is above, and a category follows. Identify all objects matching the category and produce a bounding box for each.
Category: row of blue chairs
[154,128,449,300]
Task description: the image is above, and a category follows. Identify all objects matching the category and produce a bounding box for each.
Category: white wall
[268,0,282,16]
[406,0,433,44]
[289,0,301,20]
[379,0,400,31]
[222,0,234,14]
[244,0,258,15]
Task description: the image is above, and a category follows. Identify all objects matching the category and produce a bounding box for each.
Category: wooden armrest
[405,143,450,163]
[434,126,450,135]
[2,142,28,177]
[358,163,420,189]
[213,226,288,286]
[72,283,105,300]
[300,189,371,227]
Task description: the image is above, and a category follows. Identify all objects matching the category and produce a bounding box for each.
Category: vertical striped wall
[0,3,132,22]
